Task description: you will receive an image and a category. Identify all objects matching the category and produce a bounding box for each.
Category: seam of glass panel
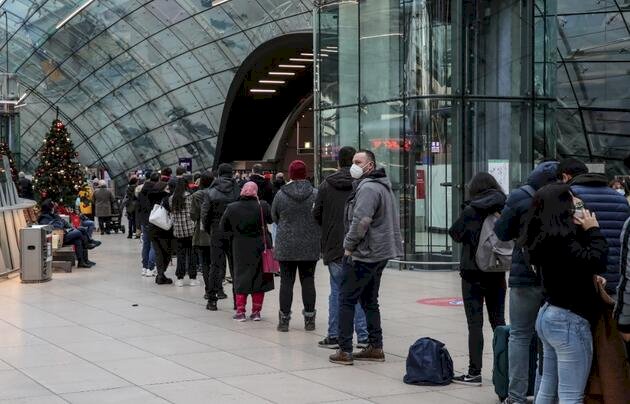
[19,9,310,145]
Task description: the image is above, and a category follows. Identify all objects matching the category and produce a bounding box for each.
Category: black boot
[277,311,291,332]
[303,310,316,331]
[206,301,218,311]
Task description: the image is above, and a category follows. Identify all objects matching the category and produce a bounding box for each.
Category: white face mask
[350,163,365,179]
[616,188,625,195]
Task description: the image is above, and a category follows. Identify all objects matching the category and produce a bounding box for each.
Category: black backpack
[403,337,454,386]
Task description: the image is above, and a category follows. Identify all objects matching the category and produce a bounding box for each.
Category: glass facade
[315,0,557,267]
[2,0,313,185]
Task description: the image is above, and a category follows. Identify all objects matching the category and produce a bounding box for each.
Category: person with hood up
[313,146,368,350]
[93,180,114,234]
[558,158,630,296]
[249,164,274,205]
[220,181,275,321]
[494,160,558,403]
[202,163,241,311]
[448,172,507,385]
[272,160,321,332]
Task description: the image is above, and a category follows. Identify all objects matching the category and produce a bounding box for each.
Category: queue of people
[449,157,630,403]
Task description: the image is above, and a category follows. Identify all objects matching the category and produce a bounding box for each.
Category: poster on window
[488,159,510,194]
[178,157,193,173]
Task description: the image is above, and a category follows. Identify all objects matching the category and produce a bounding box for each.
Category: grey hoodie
[344,168,403,263]
[272,180,321,261]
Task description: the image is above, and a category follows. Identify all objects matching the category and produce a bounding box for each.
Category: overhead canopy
[1,0,313,184]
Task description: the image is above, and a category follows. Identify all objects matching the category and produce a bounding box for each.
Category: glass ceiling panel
[10,0,312,184]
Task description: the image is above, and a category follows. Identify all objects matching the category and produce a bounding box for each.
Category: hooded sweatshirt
[201,175,240,238]
[494,161,559,287]
[570,173,630,295]
[449,188,506,274]
[313,167,354,264]
[343,168,403,263]
[272,180,321,261]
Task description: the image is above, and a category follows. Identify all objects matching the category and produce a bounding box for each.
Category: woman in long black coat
[220,181,274,321]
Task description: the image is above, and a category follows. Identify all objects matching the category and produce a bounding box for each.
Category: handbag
[149,202,172,230]
[259,203,279,273]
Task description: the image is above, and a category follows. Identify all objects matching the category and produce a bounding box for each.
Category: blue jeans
[82,220,95,238]
[508,286,544,402]
[141,224,155,270]
[328,260,368,341]
[535,303,593,404]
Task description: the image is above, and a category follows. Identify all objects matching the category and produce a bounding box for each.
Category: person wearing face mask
[520,183,608,403]
[328,150,403,365]
[610,179,630,204]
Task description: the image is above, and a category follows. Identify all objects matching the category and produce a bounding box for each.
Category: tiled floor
[0,234,503,403]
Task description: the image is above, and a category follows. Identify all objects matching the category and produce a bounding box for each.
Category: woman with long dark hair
[170,177,198,287]
[521,183,607,403]
[448,172,507,386]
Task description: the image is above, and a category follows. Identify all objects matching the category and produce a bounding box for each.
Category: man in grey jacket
[329,150,403,365]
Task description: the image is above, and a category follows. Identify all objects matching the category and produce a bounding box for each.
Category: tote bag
[259,203,279,273]
[149,203,172,230]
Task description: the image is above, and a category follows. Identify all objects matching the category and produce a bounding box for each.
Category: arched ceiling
[2,0,313,183]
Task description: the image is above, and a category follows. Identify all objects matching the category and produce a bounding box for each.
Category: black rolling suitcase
[492,325,539,401]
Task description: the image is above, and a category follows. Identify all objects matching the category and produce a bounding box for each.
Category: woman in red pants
[219,181,275,321]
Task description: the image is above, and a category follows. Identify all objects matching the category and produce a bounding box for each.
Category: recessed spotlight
[289,58,313,62]
[269,72,295,76]
[279,64,306,69]
[250,89,276,93]
[259,80,285,84]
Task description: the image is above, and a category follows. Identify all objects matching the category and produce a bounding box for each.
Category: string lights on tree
[33,119,84,206]
[0,142,18,183]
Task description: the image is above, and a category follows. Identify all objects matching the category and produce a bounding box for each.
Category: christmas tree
[0,142,18,183]
[33,119,84,206]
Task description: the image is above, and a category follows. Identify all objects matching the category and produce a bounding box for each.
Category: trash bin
[20,225,53,283]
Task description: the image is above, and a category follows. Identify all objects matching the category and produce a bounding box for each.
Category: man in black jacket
[312,146,368,349]
[201,163,240,310]
[249,164,273,205]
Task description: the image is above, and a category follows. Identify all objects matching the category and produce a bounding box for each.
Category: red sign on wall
[416,169,425,199]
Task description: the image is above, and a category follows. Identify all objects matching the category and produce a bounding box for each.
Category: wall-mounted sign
[370,138,412,152]
[178,157,192,173]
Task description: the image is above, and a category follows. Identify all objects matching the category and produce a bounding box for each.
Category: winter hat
[218,163,233,177]
[288,160,307,180]
[240,181,258,198]
[98,180,107,188]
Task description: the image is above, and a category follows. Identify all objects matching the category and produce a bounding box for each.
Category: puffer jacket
[272,180,321,261]
[570,173,630,295]
[343,168,403,263]
[449,188,506,274]
[494,161,559,287]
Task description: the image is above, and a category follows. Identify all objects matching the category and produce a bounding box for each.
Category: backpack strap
[522,185,536,198]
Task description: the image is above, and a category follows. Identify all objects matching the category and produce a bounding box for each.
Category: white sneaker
[189,279,200,287]
[141,268,148,276]
[149,269,157,277]
[175,279,184,287]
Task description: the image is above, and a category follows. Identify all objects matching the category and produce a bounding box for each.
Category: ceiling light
[321,49,338,53]
[289,58,313,62]
[56,0,96,29]
[279,64,305,69]
[326,46,338,49]
[269,72,295,76]
[301,53,314,56]
[259,80,285,84]
[212,0,229,6]
[250,89,276,93]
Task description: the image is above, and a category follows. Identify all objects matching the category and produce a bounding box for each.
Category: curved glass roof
[554,0,630,170]
[2,0,313,182]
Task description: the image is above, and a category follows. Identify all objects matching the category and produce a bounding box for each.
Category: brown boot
[353,345,385,362]
[329,350,353,365]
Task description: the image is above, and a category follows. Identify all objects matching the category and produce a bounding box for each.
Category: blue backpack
[403,337,454,386]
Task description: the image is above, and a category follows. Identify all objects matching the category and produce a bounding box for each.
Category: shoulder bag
[149,200,172,230]
[259,202,279,273]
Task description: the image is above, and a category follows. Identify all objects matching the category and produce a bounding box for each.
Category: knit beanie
[288,160,307,180]
[218,163,233,177]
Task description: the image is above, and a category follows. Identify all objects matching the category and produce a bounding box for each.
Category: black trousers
[175,237,195,279]
[152,237,172,279]
[461,272,507,376]
[279,261,317,314]
[338,257,387,353]
[127,214,136,236]
[208,237,233,302]
[198,246,211,293]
